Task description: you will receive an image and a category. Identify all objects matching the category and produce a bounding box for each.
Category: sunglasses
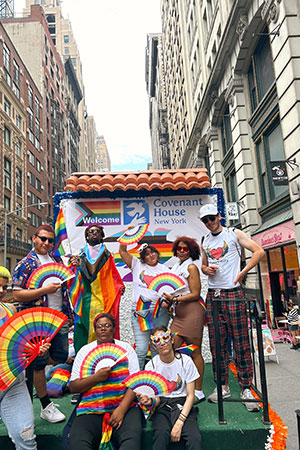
[95,323,113,330]
[37,236,54,243]
[87,229,102,235]
[177,245,189,253]
[150,331,171,346]
[201,215,217,224]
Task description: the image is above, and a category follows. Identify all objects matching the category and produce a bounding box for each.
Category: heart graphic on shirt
[206,241,229,260]
[211,248,223,260]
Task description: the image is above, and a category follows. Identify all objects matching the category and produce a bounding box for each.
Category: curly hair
[139,245,160,264]
[172,236,200,261]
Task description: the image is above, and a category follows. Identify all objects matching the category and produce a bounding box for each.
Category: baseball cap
[199,204,218,219]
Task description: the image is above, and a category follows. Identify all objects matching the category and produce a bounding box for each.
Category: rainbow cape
[73,248,124,353]
[53,208,68,257]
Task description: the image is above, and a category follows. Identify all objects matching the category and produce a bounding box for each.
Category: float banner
[54,190,225,280]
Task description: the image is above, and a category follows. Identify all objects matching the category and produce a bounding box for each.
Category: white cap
[199,204,218,219]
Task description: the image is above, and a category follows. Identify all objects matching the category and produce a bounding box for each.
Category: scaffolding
[0,0,13,18]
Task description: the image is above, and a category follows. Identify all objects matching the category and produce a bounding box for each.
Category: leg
[0,374,37,450]
[184,306,206,390]
[151,408,172,450]
[180,408,202,450]
[131,310,151,369]
[112,406,143,450]
[69,414,103,450]
[228,300,253,388]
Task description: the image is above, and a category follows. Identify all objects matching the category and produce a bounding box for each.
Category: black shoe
[290,345,298,350]
[71,393,80,404]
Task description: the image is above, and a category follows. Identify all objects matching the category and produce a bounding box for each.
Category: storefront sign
[270,161,288,186]
[252,220,295,249]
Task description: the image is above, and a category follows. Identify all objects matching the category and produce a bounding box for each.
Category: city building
[0,22,45,269]
[145,33,170,169]
[86,115,96,171]
[3,4,67,207]
[95,135,111,172]
[155,0,300,318]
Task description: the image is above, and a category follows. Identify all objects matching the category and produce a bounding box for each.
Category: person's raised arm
[234,230,265,285]
[13,283,62,303]
[119,244,133,269]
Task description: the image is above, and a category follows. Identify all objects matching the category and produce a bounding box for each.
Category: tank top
[0,302,14,327]
[202,228,241,289]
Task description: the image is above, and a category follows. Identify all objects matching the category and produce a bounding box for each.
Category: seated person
[68,313,143,450]
[139,326,202,450]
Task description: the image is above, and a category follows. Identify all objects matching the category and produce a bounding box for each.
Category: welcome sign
[54,189,225,280]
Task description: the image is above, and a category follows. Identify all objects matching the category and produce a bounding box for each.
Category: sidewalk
[263,341,300,450]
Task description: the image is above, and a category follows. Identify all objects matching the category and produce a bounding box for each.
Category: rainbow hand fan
[79,343,128,377]
[176,344,198,356]
[147,273,186,295]
[117,224,149,245]
[0,307,68,391]
[122,370,177,397]
[26,263,75,289]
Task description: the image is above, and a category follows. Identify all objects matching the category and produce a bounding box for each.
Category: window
[13,60,20,85]
[36,159,41,171]
[29,172,35,187]
[15,138,21,157]
[64,35,69,43]
[4,127,11,147]
[35,97,40,118]
[16,204,22,216]
[64,47,70,55]
[248,32,275,112]
[221,105,233,156]
[28,109,34,130]
[16,228,22,240]
[16,113,21,129]
[3,43,10,70]
[4,195,11,211]
[256,121,288,204]
[4,158,11,189]
[36,178,41,191]
[28,85,33,108]
[4,97,11,115]
[71,58,77,68]
[16,168,22,196]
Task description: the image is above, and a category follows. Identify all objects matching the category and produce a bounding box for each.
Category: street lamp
[3,202,48,268]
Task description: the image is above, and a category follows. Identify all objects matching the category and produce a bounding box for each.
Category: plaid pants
[206,287,253,388]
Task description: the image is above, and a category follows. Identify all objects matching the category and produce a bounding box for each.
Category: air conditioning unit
[41,185,44,190]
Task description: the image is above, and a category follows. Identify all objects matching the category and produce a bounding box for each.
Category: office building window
[28,85,33,108]
[16,228,22,240]
[4,97,11,116]
[4,158,11,189]
[64,35,69,43]
[4,127,11,147]
[64,47,70,55]
[16,168,22,196]
[3,43,10,70]
[15,138,21,157]
[4,195,11,211]
[16,113,21,129]
[221,105,233,156]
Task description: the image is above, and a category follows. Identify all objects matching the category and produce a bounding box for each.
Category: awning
[252,210,294,249]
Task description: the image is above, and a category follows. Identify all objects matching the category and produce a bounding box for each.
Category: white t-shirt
[70,339,139,381]
[37,254,63,311]
[131,256,166,309]
[145,354,199,398]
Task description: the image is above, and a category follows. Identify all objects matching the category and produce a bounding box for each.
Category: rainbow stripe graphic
[147,273,185,293]
[79,343,128,378]
[0,307,68,391]
[100,413,113,449]
[176,344,198,356]
[26,263,75,289]
[75,201,121,227]
[117,224,149,245]
[136,295,152,311]
[53,208,67,256]
[152,298,162,318]
[46,368,71,397]
[122,370,177,397]
[67,266,84,317]
[136,310,153,331]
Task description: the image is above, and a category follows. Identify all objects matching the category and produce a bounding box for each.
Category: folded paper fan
[26,263,75,289]
[147,273,186,295]
[122,370,177,397]
[117,224,149,245]
[79,343,128,378]
[0,307,68,391]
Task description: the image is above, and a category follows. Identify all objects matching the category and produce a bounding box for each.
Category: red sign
[252,220,295,249]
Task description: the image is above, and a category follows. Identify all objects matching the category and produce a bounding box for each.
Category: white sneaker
[194,389,205,404]
[207,386,231,403]
[240,389,260,412]
[40,402,66,423]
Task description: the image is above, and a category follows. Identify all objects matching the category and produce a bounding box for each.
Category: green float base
[0,364,270,449]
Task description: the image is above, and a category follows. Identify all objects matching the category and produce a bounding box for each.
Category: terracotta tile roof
[64,169,211,192]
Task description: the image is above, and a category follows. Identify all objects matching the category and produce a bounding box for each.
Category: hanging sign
[270,161,288,186]
[226,202,239,220]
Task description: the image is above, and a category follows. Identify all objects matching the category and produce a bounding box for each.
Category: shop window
[248,31,275,112]
[221,105,233,156]
[256,121,288,204]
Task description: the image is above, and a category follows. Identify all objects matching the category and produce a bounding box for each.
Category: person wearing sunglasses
[162,236,206,404]
[12,225,73,424]
[119,237,169,369]
[67,313,142,450]
[199,204,265,411]
[138,326,202,450]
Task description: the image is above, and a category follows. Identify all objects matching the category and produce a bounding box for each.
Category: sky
[14,0,162,171]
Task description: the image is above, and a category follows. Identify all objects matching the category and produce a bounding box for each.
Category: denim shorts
[34,322,69,370]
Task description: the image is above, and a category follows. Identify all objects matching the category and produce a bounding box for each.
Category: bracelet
[178,416,185,423]
[179,412,187,419]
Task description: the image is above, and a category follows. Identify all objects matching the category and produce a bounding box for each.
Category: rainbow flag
[136,309,153,331]
[99,413,114,450]
[67,266,84,317]
[53,208,68,256]
[46,368,71,397]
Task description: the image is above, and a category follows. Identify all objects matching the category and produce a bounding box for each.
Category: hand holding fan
[122,370,177,397]
[79,343,128,377]
[0,307,68,391]
[26,263,75,288]
[117,224,149,245]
